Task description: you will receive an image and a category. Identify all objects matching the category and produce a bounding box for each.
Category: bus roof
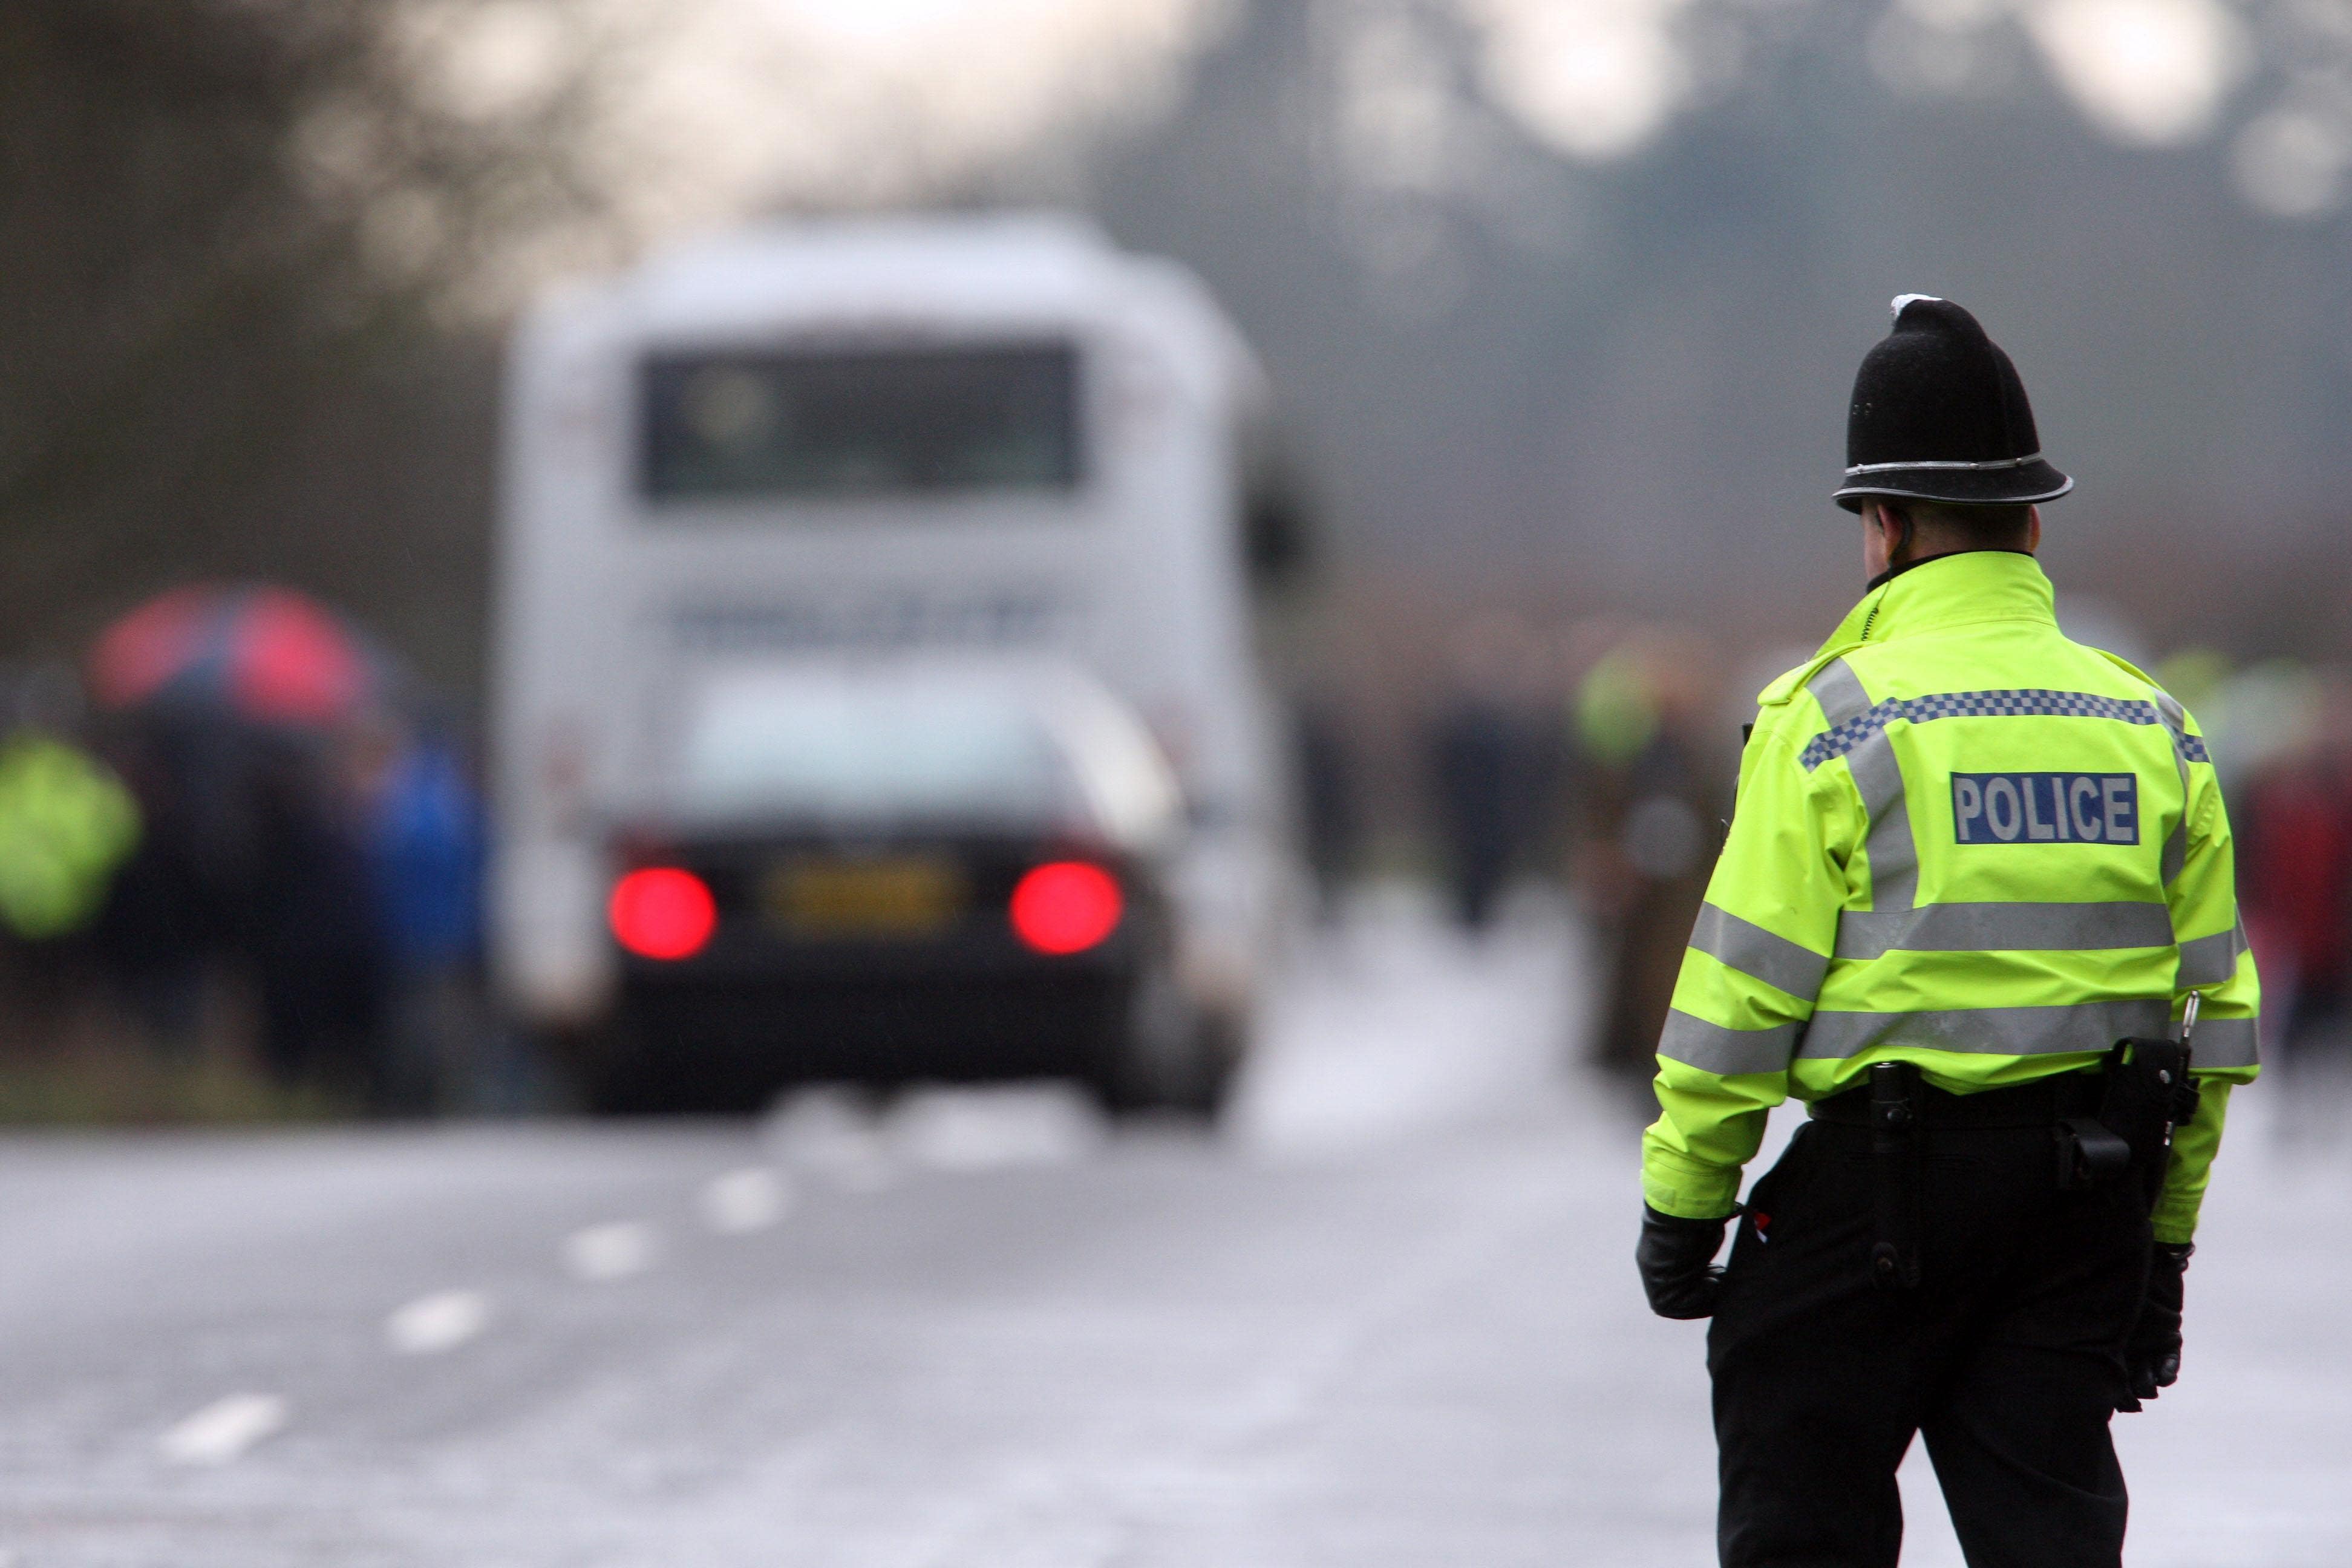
[528,214,1264,410]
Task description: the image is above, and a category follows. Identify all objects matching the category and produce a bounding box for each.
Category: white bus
[491,215,1295,1112]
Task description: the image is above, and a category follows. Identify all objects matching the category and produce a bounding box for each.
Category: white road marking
[699,1167,792,1233]
[159,1393,289,1466]
[564,1221,658,1281]
[762,1088,900,1191]
[887,1086,1105,1172]
[385,1289,492,1354]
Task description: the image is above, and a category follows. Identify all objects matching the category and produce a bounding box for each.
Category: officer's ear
[2025,506,2042,555]
[1872,500,1915,563]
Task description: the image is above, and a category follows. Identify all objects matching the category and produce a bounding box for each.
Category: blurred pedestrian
[351,711,488,1112]
[87,707,230,1047]
[1292,693,1359,926]
[2236,675,2352,1060]
[250,734,387,1102]
[84,586,399,1099]
[1576,638,1723,1077]
[1636,297,2258,1567]
[0,722,141,947]
[0,668,142,1038]
[1427,618,1550,932]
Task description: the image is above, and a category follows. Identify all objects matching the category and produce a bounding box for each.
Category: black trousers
[1708,1119,2151,1568]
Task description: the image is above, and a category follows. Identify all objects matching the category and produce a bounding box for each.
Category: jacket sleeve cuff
[1642,1153,1742,1221]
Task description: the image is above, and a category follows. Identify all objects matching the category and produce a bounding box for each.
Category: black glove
[1638,1205,1730,1319]
[2121,1241,2193,1408]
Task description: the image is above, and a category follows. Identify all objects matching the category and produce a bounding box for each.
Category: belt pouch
[1867,1061,1922,1290]
[2055,1116,2133,1191]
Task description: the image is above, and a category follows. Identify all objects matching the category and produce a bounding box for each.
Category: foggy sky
[1078,1,2352,652]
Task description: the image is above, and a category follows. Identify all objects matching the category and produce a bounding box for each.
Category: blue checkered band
[1800,688,2208,771]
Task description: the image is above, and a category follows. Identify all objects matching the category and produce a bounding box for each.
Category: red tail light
[609,867,717,960]
[1008,861,1124,955]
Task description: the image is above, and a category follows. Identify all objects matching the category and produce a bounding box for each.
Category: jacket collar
[1818,549,2056,654]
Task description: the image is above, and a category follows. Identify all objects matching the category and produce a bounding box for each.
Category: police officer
[1632,295,2260,1567]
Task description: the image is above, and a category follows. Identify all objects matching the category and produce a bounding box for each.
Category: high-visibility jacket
[1641,551,2259,1246]
[0,732,141,941]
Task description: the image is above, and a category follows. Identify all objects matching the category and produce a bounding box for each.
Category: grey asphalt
[0,895,2345,1566]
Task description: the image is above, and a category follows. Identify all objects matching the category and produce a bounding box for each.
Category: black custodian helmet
[1833,295,2073,512]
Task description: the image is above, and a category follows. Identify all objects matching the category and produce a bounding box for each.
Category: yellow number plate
[765,858,965,938]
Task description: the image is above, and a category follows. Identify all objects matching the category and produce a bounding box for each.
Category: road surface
[0,890,2345,1566]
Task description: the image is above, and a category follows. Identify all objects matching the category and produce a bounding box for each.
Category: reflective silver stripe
[1658,1012,1802,1076]
[1806,658,1873,726]
[1796,999,2171,1060]
[2154,695,2190,786]
[1843,452,2046,475]
[1690,903,1830,1001]
[2148,687,2209,765]
[2190,1014,2259,1069]
[2177,925,2244,988]
[1836,901,2174,960]
[2157,688,2194,884]
[1850,735,1919,910]
[1809,659,1918,913]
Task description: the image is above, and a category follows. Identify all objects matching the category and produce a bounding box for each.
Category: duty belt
[1810,1061,2157,1291]
[1806,1069,2107,1130]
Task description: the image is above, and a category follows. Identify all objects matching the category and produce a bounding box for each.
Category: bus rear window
[641,343,1081,502]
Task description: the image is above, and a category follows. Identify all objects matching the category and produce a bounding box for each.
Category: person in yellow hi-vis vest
[1633,296,2258,1568]
[0,730,140,942]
